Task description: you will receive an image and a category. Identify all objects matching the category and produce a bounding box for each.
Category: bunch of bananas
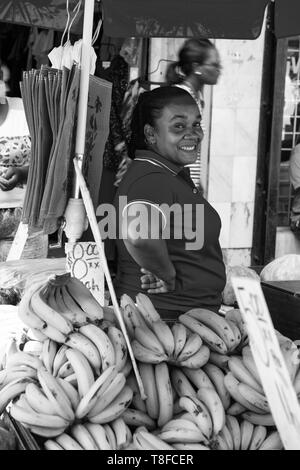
[44,418,133,450]
[121,294,210,368]
[18,273,104,343]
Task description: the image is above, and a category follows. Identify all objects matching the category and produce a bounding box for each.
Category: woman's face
[197,48,222,85]
[148,99,204,167]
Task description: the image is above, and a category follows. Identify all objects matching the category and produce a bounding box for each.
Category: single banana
[241,411,275,426]
[182,366,214,390]
[88,385,133,424]
[224,372,265,414]
[0,366,37,388]
[196,386,225,436]
[208,352,230,371]
[162,417,202,434]
[173,443,210,450]
[136,429,174,450]
[0,378,32,413]
[242,346,262,385]
[126,373,148,413]
[157,427,204,443]
[103,424,117,450]
[178,395,213,441]
[57,377,80,410]
[122,408,156,430]
[237,382,270,413]
[135,293,161,325]
[22,340,43,356]
[186,308,236,351]
[41,324,67,344]
[178,345,210,369]
[18,285,47,330]
[65,348,95,398]
[66,276,103,321]
[44,440,64,450]
[259,431,283,450]
[228,356,264,394]
[79,324,115,370]
[240,419,254,450]
[61,284,90,325]
[65,331,102,374]
[57,360,74,379]
[55,432,84,450]
[6,351,43,370]
[52,345,69,377]
[37,367,75,422]
[226,320,242,351]
[138,363,159,419]
[134,325,165,356]
[179,314,228,354]
[170,368,197,398]
[84,423,112,450]
[172,323,187,360]
[30,285,73,335]
[227,402,247,416]
[70,423,99,450]
[203,363,231,410]
[107,326,128,372]
[151,320,175,357]
[64,373,78,387]
[87,372,126,418]
[120,294,147,331]
[225,308,248,343]
[111,418,127,449]
[26,328,47,342]
[177,333,203,362]
[219,425,234,450]
[121,357,133,378]
[29,424,67,438]
[25,382,57,415]
[41,339,58,375]
[10,402,68,428]
[249,425,267,450]
[226,415,241,450]
[75,366,118,419]
[155,362,173,428]
[212,433,229,450]
[121,306,135,340]
[132,340,167,364]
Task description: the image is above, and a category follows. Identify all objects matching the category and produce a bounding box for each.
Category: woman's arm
[121,202,176,293]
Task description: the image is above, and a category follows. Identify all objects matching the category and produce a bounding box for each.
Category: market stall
[1,0,300,452]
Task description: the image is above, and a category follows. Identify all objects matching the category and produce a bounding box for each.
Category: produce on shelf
[0,288,294,450]
[260,254,300,282]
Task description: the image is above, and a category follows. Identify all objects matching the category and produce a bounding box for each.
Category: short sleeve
[126,173,175,206]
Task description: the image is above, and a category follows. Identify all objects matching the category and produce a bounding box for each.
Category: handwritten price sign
[232,277,300,450]
[65,242,104,306]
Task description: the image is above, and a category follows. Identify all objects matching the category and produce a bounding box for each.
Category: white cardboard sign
[65,242,105,306]
[232,276,300,450]
[6,222,28,261]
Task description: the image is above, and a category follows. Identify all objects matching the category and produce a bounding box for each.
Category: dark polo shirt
[113,150,226,313]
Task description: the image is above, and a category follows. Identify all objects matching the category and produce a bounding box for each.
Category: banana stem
[73,157,147,400]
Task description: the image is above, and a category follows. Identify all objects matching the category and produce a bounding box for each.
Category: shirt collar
[135,149,183,175]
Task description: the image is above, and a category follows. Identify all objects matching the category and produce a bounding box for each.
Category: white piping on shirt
[122,200,167,230]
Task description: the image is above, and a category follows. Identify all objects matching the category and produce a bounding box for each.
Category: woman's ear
[144,124,156,146]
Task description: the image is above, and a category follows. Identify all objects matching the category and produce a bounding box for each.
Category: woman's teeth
[180,145,196,151]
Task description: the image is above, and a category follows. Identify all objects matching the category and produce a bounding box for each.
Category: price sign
[65,242,104,306]
[232,276,300,450]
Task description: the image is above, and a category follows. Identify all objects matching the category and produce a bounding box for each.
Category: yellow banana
[84,423,112,450]
[41,339,57,375]
[173,443,210,450]
[240,419,254,450]
[55,432,84,450]
[65,276,103,321]
[178,345,210,369]
[225,308,248,343]
[203,363,231,410]
[151,320,175,357]
[241,411,275,426]
[120,294,147,331]
[242,346,262,385]
[208,352,230,371]
[237,382,270,413]
[226,415,241,450]
[135,293,161,325]
[224,372,265,414]
[44,440,64,450]
[138,363,159,419]
[126,373,148,413]
[121,305,135,340]
[132,340,167,364]
[155,362,173,428]
[57,360,74,379]
[179,314,228,354]
[22,340,43,356]
[111,418,127,449]
[162,417,202,434]
[227,402,247,416]
[226,319,242,351]
[0,378,32,414]
[178,395,213,441]
[56,377,80,410]
[177,333,203,362]
[249,425,267,450]
[52,345,69,377]
[134,428,174,450]
[79,324,115,370]
[18,285,47,330]
[219,425,234,450]
[121,357,132,378]
[172,323,187,359]
[182,366,214,389]
[70,423,99,450]
[196,386,225,436]
[0,366,37,387]
[25,382,57,415]
[134,325,165,355]
[212,433,229,450]
[88,385,133,424]
[259,431,283,450]
[158,427,204,443]
[122,408,156,430]
[41,324,67,344]
[65,331,102,374]
[65,349,95,398]
[103,424,117,450]
[60,284,90,325]
[29,425,66,438]
[170,367,197,398]
[87,372,126,418]
[228,356,264,394]
[6,351,43,370]
[107,326,128,372]
[186,308,236,351]
[26,328,47,342]
[10,402,68,429]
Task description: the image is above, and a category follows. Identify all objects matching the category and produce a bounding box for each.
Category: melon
[260,254,300,282]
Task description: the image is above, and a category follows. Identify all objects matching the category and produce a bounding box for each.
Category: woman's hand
[0,167,28,191]
[140,268,176,294]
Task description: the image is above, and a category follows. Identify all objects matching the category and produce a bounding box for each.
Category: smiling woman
[112,86,226,320]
